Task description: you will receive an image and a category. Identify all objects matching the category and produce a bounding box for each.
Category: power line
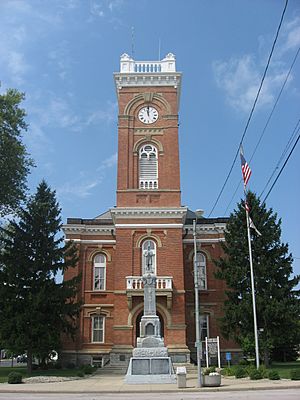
[262,129,300,203]
[208,0,289,217]
[224,45,300,215]
[260,118,300,198]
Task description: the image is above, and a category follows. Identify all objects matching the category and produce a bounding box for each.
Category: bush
[221,367,236,376]
[290,369,300,380]
[8,372,23,384]
[77,371,85,377]
[82,365,94,375]
[239,358,249,366]
[258,365,268,378]
[54,362,62,369]
[66,362,76,369]
[268,370,280,380]
[235,366,247,379]
[249,369,263,380]
[203,366,216,375]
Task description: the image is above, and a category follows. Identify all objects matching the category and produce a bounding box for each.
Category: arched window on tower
[194,252,207,290]
[141,239,157,275]
[139,144,158,189]
[93,254,106,290]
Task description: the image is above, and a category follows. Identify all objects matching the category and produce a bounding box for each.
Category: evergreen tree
[0,88,34,216]
[215,191,300,366]
[0,181,81,373]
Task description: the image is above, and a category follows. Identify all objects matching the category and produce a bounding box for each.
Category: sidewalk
[1,372,300,393]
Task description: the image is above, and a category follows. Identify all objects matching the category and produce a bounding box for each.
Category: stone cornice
[110,207,187,224]
[183,223,226,235]
[62,224,115,236]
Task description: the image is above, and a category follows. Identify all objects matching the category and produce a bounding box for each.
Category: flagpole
[193,219,202,387]
[244,190,260,369]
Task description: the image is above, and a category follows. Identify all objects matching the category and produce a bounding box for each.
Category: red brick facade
[62,55,240,367]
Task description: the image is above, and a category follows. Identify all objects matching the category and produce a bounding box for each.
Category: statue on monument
[144,243,154,274]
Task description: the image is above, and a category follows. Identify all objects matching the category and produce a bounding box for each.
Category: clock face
[138,106,159,124]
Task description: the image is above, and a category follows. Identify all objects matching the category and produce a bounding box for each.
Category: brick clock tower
[62,54,239,368]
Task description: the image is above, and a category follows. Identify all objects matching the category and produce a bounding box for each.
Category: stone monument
[125,244,176,384]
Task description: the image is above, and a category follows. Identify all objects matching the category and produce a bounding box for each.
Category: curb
[1,384,300,394]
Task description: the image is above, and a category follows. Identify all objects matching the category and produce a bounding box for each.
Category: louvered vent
[139,145,158,189]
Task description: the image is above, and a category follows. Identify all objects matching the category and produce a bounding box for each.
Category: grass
[268,361,300,379]
[0,366,82,383]
[221,360,300,380]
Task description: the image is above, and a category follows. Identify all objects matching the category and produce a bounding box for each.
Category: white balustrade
[120,53,176,74]
[126,276,172,290]
[139,179,158,189]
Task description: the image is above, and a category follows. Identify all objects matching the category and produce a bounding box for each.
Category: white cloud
[98,152,118,170]
[90,1,105,17]
[212,17,299,113]
[281,17,300,53]
[86,101,117,125]
[58,177,103,198]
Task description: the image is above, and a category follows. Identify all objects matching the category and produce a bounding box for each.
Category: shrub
[82,365,94,375]
[290,369,300,380]
[221,367,236,376]
[77,371,85,377]
[239,359,249,366]
[8,372,23,384]
[203,366,216,376]
[66,362,76,369]
[268,370,280,380]
[258,365,268,378]
[235,367,247,379]
[54,362,62,369]
[249,369,263,380]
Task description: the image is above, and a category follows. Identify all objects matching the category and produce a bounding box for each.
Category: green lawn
[269,361,300,379]
[0,366,81,383]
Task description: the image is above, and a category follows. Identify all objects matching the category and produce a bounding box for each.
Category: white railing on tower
[126,276,172,290]
[120,53,176,73]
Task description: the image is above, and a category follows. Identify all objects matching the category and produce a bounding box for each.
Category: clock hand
[147,106,150,117]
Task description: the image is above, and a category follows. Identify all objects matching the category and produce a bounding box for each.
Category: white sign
[205,336,221,368]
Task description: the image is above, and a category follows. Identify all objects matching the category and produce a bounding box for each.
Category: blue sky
[0,0,299,279]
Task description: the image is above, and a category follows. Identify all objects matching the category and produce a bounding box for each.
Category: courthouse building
[62,53,240,367]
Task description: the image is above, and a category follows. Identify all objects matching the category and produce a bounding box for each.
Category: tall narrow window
[195,252,207,290]
[139,144,158,189]
[200,314,209,341]
[142,239,157,275]
[93,254,106,290]
[92,315,104,343]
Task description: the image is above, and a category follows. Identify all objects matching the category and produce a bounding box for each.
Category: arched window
[142,239,157,275]
[139,144,158,189]
[91,315,105,343]
[194,252,207,290]
[93,254,106,290]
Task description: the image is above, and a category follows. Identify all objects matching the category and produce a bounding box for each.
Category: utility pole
[193,219,202,387]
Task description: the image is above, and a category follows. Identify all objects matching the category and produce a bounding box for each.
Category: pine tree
[215,191,300,366]
[0,181,81,373]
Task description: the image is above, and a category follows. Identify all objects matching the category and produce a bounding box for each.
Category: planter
[202,374,221,387]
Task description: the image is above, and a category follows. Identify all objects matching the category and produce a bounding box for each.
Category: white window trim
[200,314,209,341]
[93,254,106,291]
[194,252,207,290]
[139,144,158,189]
[92,315,105,343]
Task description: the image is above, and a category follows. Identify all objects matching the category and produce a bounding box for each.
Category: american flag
[240,148,252,187]
[244,200,250,213]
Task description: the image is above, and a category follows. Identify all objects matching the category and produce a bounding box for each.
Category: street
[0,390,299,400]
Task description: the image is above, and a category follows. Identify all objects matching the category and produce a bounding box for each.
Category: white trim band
[115,223,183,228]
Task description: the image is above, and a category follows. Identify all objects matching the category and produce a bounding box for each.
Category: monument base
[125,356,176,384]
